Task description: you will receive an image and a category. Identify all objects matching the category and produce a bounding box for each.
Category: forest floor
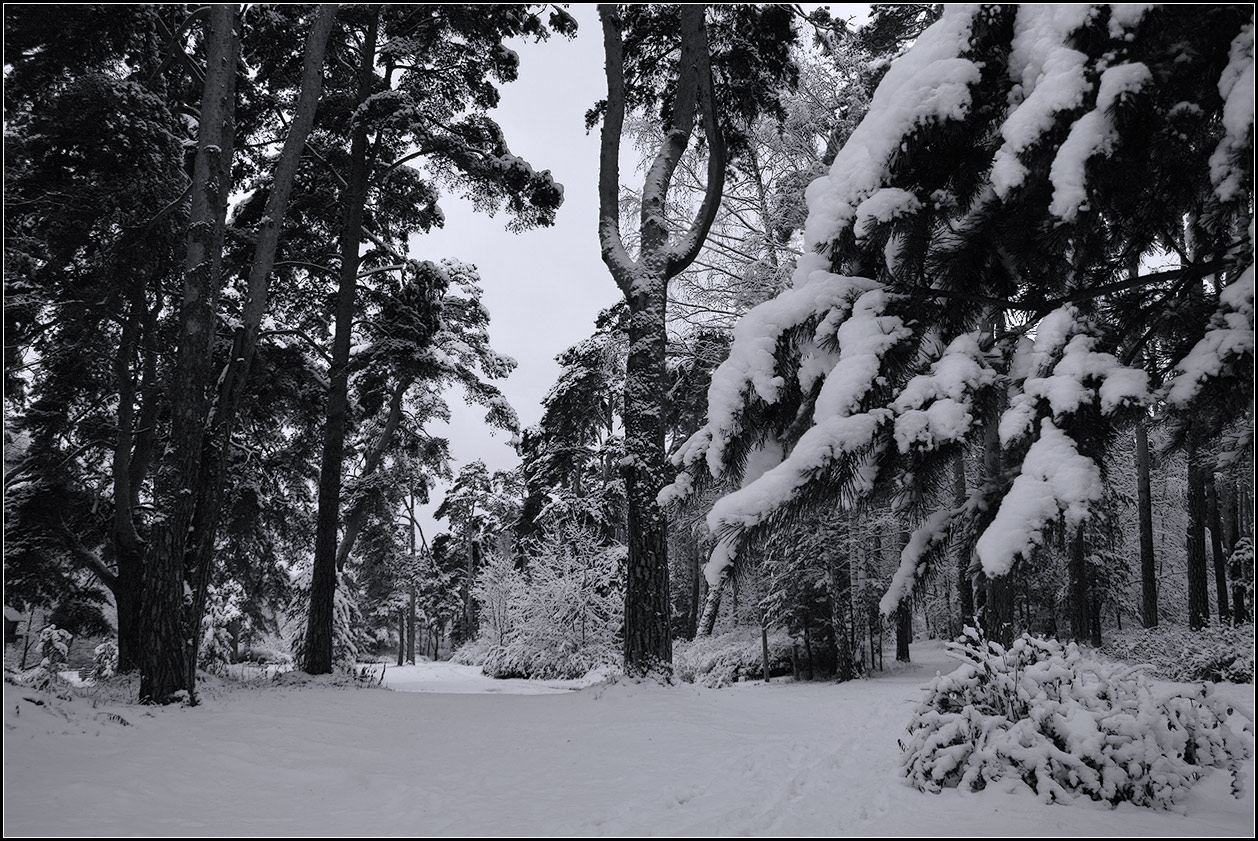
[3,640,1253,836]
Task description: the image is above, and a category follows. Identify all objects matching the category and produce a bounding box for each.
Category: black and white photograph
[3,3,1255,835]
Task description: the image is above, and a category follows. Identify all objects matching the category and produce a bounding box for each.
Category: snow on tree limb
[880,506,956,615]
[1048,62,1152,222]
[662,263,877,487]
[801,6,983,251]
[1000,305,1148,446]
[976,418,1103,577]
[891,331,997,453]
[1209,20,1255,202]
[1167,261,1256,406]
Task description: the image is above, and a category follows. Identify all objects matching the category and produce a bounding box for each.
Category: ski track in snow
[3,641,1253,836]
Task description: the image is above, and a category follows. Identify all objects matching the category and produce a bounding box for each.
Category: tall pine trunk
[597,5,724,675]
[829,544,854,682]
[139,4,239,704]
[1207,477,1231,622]
[896,528,910,662]
[1186,435,1211,630]
[1135,414,1158,627]
[1069,523,1089,642]
[306,8,379,674]
[953,451,972,635]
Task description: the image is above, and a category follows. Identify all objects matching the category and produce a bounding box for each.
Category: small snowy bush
[24,625,73,691]
[458,528,625,680]
[901,628,1252,810]
[91,640,119,681]
[1105,624,1254,684]
[673,627,795,688]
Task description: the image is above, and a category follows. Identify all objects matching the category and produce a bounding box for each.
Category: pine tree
[665,6,1253,646]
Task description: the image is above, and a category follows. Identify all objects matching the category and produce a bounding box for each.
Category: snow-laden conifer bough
[659,4,1256,630]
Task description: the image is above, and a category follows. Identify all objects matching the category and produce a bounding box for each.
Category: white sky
[407,4,872,540]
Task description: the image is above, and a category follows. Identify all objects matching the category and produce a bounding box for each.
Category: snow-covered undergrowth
[902,630,1253,810]
[1105,624,1255,684]
[673,627,795,687]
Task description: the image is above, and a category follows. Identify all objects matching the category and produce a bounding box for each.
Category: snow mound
[901,629,1253,810]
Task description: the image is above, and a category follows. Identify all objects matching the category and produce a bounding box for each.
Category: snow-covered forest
[3,4,1255,836]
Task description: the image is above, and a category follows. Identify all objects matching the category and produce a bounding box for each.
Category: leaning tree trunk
[139,3,239,705]
[596,4,724,676]
[1135,412,1158,627]
[306,8,379,675]
[185,4,338,681]
[1186,435,1211,630]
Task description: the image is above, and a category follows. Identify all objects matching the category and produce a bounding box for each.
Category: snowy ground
[4,641,1253,836]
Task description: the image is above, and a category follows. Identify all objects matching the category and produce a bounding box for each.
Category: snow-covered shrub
[674,627,795,687]
[199,581,244,674]
[239,643,292,666]
[457,528,625,680]
[90,640,118,681]
[28,625,72,690]
[1104,624,1254,684]
[901,628,1252,810]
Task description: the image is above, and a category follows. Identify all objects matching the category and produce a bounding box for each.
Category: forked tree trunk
[139,4,239,705]
[306,8,379,674]
[597,5,725,676]
[186,3,337,679]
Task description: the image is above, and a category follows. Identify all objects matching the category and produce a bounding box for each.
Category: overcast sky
[407,4,872,540]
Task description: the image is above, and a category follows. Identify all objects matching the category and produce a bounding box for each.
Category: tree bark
[1207,476,1231,622]
[896,528,910,661]
[1069,522,1089,642]
[306,8,379,675]
[139,3,239,705]
[829,550,853,682]
[953,452,971,636]
[1135,415,1158,627]
[1186,435,1211,630]
[597,5,725,676]
[759,607,771,682]
[696,566,728,637]
[110,305,145,673]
